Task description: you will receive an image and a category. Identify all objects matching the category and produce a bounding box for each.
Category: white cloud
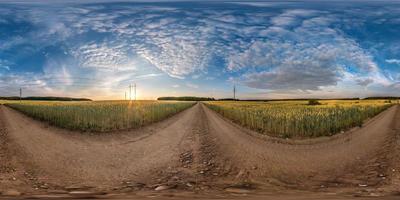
[270,9,320,27]
[227,13,385,91]
[386,59,400,64]
[71,42,136,71]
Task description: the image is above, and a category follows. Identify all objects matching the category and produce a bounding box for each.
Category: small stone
[39,185,49,189]
[154,185,171,191]
[2,189,21,196]
[358,184,368,187]
[69,191,92,195]
[369,193,381,197]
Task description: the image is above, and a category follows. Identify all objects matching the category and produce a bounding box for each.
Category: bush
[308,99,321,106]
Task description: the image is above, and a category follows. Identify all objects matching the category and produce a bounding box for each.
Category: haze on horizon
[1,0,400,100]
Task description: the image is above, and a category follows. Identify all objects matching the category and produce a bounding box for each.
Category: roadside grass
[205,100,394,138]
[6,100,195,132]
[0,100,18,105]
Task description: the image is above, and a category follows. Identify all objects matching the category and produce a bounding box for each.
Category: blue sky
[1,1,400,100]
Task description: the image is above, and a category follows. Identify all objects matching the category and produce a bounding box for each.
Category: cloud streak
[386,59,400,65]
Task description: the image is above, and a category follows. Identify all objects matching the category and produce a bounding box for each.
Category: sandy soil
[0,103,399,199]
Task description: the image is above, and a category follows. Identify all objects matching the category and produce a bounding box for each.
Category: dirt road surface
[0,103,399,199]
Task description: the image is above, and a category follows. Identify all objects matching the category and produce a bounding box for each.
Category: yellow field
[205,100,395,138]
[5,100,195,132]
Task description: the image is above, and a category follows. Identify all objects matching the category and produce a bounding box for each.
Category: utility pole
[125,91,127,100]
[129,84,132,100]
[19,88,22,101]
[134,83,136,101]
[233,84,236,100]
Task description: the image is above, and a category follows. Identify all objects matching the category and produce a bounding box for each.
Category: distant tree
[364,96,400,100]
[0,96,92,101]
[217,98,239,101]
[157,96,215,101]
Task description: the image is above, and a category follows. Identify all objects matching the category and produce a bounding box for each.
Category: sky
[1,1,400,100]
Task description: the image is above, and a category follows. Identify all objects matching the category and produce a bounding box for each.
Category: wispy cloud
[71,42,136,71]
[135,73,163,79]
[356,78,374,87]
[386,59,400,64]
[0,60,12,71]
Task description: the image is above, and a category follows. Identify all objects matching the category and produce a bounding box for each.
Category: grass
[6,100,195,132]
[205,100,394,138]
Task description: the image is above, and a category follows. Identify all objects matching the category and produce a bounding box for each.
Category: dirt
[0,103,399,199]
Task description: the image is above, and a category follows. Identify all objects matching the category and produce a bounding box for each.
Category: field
[205,100,394,138]
[5,100,195,132]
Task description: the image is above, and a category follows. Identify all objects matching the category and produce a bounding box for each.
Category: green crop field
[205,100,394,138]
[6,100,195,132]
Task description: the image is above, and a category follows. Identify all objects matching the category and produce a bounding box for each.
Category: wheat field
[205,100,394,138]
[6,100,195,132]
